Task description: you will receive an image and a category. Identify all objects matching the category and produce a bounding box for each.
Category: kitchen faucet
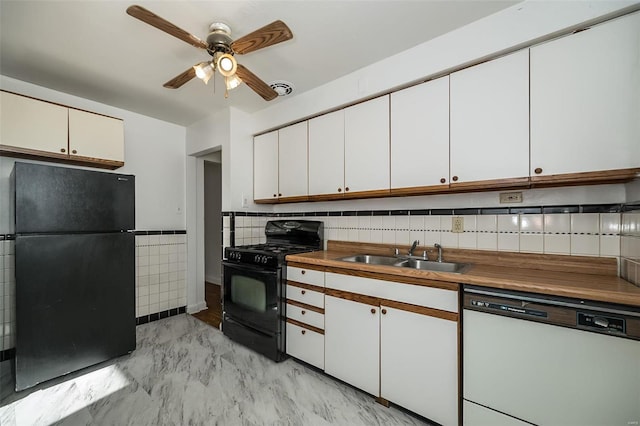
[434,243,443,262]
[409,240,419,257]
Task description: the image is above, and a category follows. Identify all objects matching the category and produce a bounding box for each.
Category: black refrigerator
[11,162,136,391]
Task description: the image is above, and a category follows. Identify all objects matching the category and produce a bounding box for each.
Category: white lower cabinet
[324,295,380,396]
[380,306,458,426]
[286,322,324,370]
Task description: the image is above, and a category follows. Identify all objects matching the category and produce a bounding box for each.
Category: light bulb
[193,62,214,84]
[225,74,242,90]
[216,53,237,77]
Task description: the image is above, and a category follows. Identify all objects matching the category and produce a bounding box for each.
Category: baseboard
[187,301,207,314]
[205,276,221,285]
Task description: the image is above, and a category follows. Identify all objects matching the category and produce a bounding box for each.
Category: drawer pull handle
[60,148,66,153]
[301,310,306,315]
[301,330,306,335]
[381,309,387,315]
[301,270,306,275]
[440,178,446,184]
[72,149,77,154]
[371,308,376,314]
[345,187,350,192]
[452,176,459,182]
[301,290,306,295]
[534,167,543,174]
[338,188,342,192]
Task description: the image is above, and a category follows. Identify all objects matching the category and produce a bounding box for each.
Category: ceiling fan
[126,5,293,101]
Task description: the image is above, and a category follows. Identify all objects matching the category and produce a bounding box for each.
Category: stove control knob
[263,257,269,264]
[254,255,261,263]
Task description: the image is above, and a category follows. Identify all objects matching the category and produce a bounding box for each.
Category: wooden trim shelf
[286,318,325,335]
[325,288,458,322]
[530,168,640,188]
[287,280,325,293]
[286,299,325,314]
[0,145,124,170]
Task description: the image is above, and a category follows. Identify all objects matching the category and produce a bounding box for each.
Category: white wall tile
[599,235,620,257]
[476,215,497,232]
[600,213,621,235]
[458,232,477,249]
[498,233,519,252]
[520,233,544,253]
[477,233,497,251]
[571,213,599,234]
[520,215,543,233]
[544,234,571,255]
[498,215,519,233]
[440,231,459,248]
[571,234,599,256]
[424,216,440,231]
[424,230,441,245]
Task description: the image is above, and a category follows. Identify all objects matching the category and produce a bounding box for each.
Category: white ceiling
[0,1,520,126]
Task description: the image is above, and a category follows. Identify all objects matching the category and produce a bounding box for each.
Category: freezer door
[15,233,135,391]
[13,162,135,233]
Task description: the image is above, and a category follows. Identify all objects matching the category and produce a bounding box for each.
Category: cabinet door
[308,110,344,196]
[68,109,124,162]
[450,50,529,184]
[0,91,68,155]
[278,121,308,198]
[344,96,390,194]
[324,295,379,396]
[253,131,279,200]
[391,77,450,189]
[530,11,640,177]
[380,306,458,426]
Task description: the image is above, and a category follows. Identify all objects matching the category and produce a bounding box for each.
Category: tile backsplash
[226,207,624,258]
[621,207,640,286]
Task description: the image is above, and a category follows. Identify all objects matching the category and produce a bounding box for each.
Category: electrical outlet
[241,193,248,208]
[499,192,523,203]
[452,217,464,233]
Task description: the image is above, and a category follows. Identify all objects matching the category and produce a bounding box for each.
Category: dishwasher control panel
[577,312,625,335]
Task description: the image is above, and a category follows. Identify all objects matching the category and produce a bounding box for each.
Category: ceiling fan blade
[231,20,293,55]
[236,64,278,101]
[163,67,197,89]
[126,5,208,50]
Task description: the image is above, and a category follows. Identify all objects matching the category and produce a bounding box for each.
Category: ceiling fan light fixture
[225,73,243,90]
[193,61,214,84]
[217,53,237,77]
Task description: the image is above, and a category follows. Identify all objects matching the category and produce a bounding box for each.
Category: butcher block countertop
[286,241,640,308]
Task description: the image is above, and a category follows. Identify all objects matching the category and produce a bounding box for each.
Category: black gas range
[222,220,323,361]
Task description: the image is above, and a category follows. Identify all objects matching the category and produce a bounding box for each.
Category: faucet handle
[422,250,428,260]
[393,247,400,256]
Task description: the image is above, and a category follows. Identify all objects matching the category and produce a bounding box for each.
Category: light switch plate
[499,192,523,203]
[452,217,464,233]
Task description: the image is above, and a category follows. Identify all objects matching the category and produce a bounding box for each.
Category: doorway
[193,157,223,328]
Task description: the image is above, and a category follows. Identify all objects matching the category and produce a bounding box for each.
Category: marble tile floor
[0,315,431,426]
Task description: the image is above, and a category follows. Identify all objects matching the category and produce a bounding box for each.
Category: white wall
[0,75,187,233]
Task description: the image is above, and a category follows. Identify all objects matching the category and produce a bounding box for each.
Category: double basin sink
[338,254,471,274]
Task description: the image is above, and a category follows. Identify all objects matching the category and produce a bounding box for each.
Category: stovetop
[225,220,324,268]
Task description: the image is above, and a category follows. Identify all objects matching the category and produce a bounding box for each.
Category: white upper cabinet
[344,96,390,194]
[530,12,640,177]
[68,109,124,162]
[450,49,530,184]
[278,121,308,199]
[0,91,68,156]
[391,77,449,189]
[308,109,345,196]
[253,130,279,201]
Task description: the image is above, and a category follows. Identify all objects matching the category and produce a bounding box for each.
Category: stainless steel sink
[397,258,471,273]
[337,254,403,266]
[338,254,471,273]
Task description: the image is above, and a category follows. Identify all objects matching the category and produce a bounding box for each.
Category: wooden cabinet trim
[382,300,458,322]
[287,299,324,314]
[530,168,640,187]
[286,280,325,293]
[286,262,327,272]
[326,288,458,322]
[286,318,325,335]
[448,176,530,191]
[0,145,124,170]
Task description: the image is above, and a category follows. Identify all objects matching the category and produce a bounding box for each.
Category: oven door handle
[223,261,279,274]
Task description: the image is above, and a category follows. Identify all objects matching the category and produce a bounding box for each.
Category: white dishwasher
[463,285,640,426]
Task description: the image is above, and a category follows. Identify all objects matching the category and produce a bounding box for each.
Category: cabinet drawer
[286,322,324,370]
[287,266,324,287]
[286,284,324,308]
[326,272,458,313]
[287,303,324,330]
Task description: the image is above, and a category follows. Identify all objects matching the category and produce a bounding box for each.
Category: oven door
[222,261,281,335]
